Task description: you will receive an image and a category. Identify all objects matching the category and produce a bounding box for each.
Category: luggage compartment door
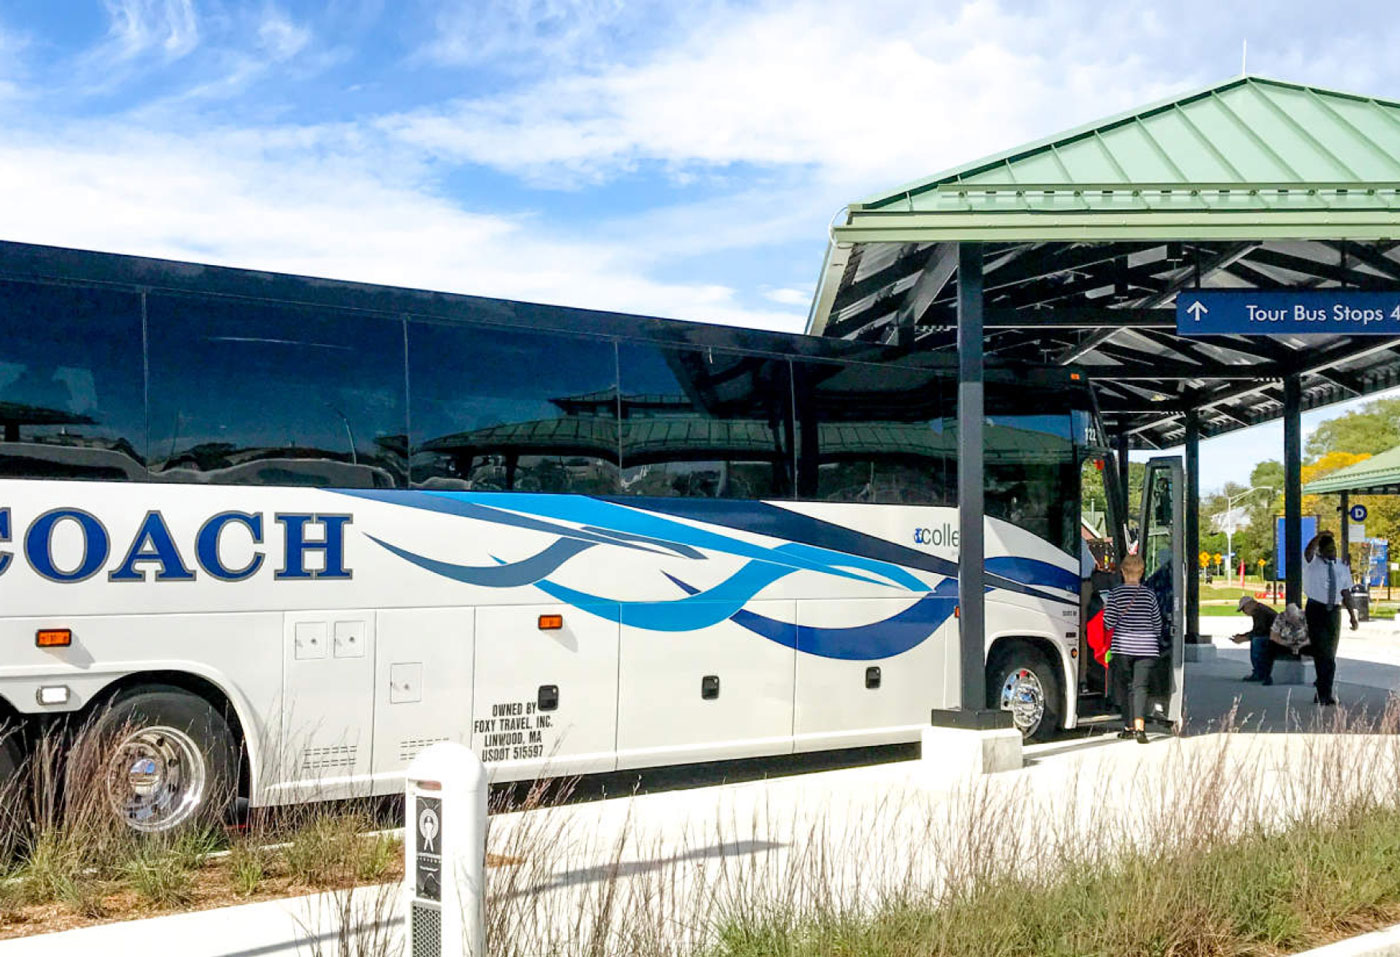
[616,601,796,769]
[793,597,946,750]
[471,603,619,779]
[371,607,475,786]
[279,610,376,799]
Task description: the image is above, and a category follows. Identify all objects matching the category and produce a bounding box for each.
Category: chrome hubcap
[999,668,1045,734]
[106,726,207,832]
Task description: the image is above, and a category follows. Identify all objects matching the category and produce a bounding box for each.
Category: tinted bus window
[981,413,1079,555]
[147,295,407,488]
[793,360,952,505]
[0,280,146,481]
[618,343,793,499]
[408,322,620,493]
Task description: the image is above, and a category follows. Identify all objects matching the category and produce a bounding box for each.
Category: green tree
[1304,397,1400,458]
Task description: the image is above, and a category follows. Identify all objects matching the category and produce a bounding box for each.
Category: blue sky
[0,0,1398,491]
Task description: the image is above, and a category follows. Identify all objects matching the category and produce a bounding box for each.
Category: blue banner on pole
[1178,291,1400,336]
[1275,515,1317,581]
[1365,539,1388,589]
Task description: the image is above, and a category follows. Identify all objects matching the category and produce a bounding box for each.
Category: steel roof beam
[1181,333,1300,364]
[829,243,938,315]
[1080,358,1278,380]
[977,242,1167,295]
[895,243,958,341]
[1246,247,1394,288]
[1054,242,1258,364]
[1132,338,1399,434]
[1221,260,1292,289]
[978,307,1176,328]
[1321,239,1400,282]
[1311,367,1366,395]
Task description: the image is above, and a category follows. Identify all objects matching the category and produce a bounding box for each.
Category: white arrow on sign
[1186,301,1209,321]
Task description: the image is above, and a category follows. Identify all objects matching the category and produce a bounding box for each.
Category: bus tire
[987,645,1062,742]
[88,686,238,833]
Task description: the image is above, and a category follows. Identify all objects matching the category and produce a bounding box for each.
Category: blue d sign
[1349,504,1368,523]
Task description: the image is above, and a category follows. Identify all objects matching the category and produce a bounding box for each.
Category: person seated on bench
[1229,595,1279,685]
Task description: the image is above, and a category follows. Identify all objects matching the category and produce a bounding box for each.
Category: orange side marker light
[36,629,72,648]
[538,615,563,631]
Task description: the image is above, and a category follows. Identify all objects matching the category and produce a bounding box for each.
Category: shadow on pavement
[505,839,788,897]
[1183,645,1400,734]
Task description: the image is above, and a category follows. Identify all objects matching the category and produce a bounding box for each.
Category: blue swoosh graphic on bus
[338,491,1077,644]
[985,556,1081,594]
[367,535,596,587]
[536,560,796,631]
[341,489,916,591]
[770,541,925,591]
[342,490,678,558]
[622,497,1075,602]
[578,526,705,560]
[422,491,906,586]
[732,595,956,660]
[665,574,958,660]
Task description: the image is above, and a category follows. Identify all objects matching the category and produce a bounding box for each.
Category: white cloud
[10,0,1399,359]
[384,0,1176,189]
[0,23,26,102]
[763,287,809,306]
[0,121,801,332]
[98,0,199,62]
[257,8,311,61]
[164,7,315,101]
[421,0,634,70]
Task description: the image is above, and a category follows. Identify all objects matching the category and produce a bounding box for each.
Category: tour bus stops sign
[1177,291,1400,335]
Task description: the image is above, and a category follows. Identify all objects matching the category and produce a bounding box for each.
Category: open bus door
[1138,456,1186,728]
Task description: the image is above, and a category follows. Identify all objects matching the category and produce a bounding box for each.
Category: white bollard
[406,741,488,957]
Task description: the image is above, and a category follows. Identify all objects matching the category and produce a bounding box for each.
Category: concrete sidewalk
[1184,616,1400,732]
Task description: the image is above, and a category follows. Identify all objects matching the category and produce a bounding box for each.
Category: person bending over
[1230,595,1279,684]
[1104,553,1165,744]
[1302,531,1359,706]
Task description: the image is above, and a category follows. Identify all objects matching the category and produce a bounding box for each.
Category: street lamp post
[1218,485,1273,580]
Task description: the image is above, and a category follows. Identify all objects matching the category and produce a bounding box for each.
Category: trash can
[1353,588,1371,623]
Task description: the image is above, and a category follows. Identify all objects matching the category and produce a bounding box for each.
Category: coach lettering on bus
[0,507,352,583]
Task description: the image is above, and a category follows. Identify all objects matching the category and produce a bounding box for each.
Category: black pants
[1305,599,1342,702]
[1112,654,1159,726]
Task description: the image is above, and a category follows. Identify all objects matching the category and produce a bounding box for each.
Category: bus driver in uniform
[1302,531,1359,707]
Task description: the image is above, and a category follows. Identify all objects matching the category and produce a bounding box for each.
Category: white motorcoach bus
[0,241,1183,831]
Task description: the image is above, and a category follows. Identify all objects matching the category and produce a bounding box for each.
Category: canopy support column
[1184,410,1201,644]
[932,242,1008,731]
[1340,492,1351,564]
[1116,432,1131,549]
[1284,374,1303,606]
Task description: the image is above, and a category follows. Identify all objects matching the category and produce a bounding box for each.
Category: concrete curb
[0,884,401,956]
[1294,924,1400,956]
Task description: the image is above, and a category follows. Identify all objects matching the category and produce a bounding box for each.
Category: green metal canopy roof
[834,75,1400,245]
[1302,446,1400,495]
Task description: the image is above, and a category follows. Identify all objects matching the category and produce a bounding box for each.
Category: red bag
[1086,608,1112,665]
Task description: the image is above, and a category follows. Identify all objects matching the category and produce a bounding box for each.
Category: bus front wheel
[987,646,1062,742]
[89,687,238,833]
